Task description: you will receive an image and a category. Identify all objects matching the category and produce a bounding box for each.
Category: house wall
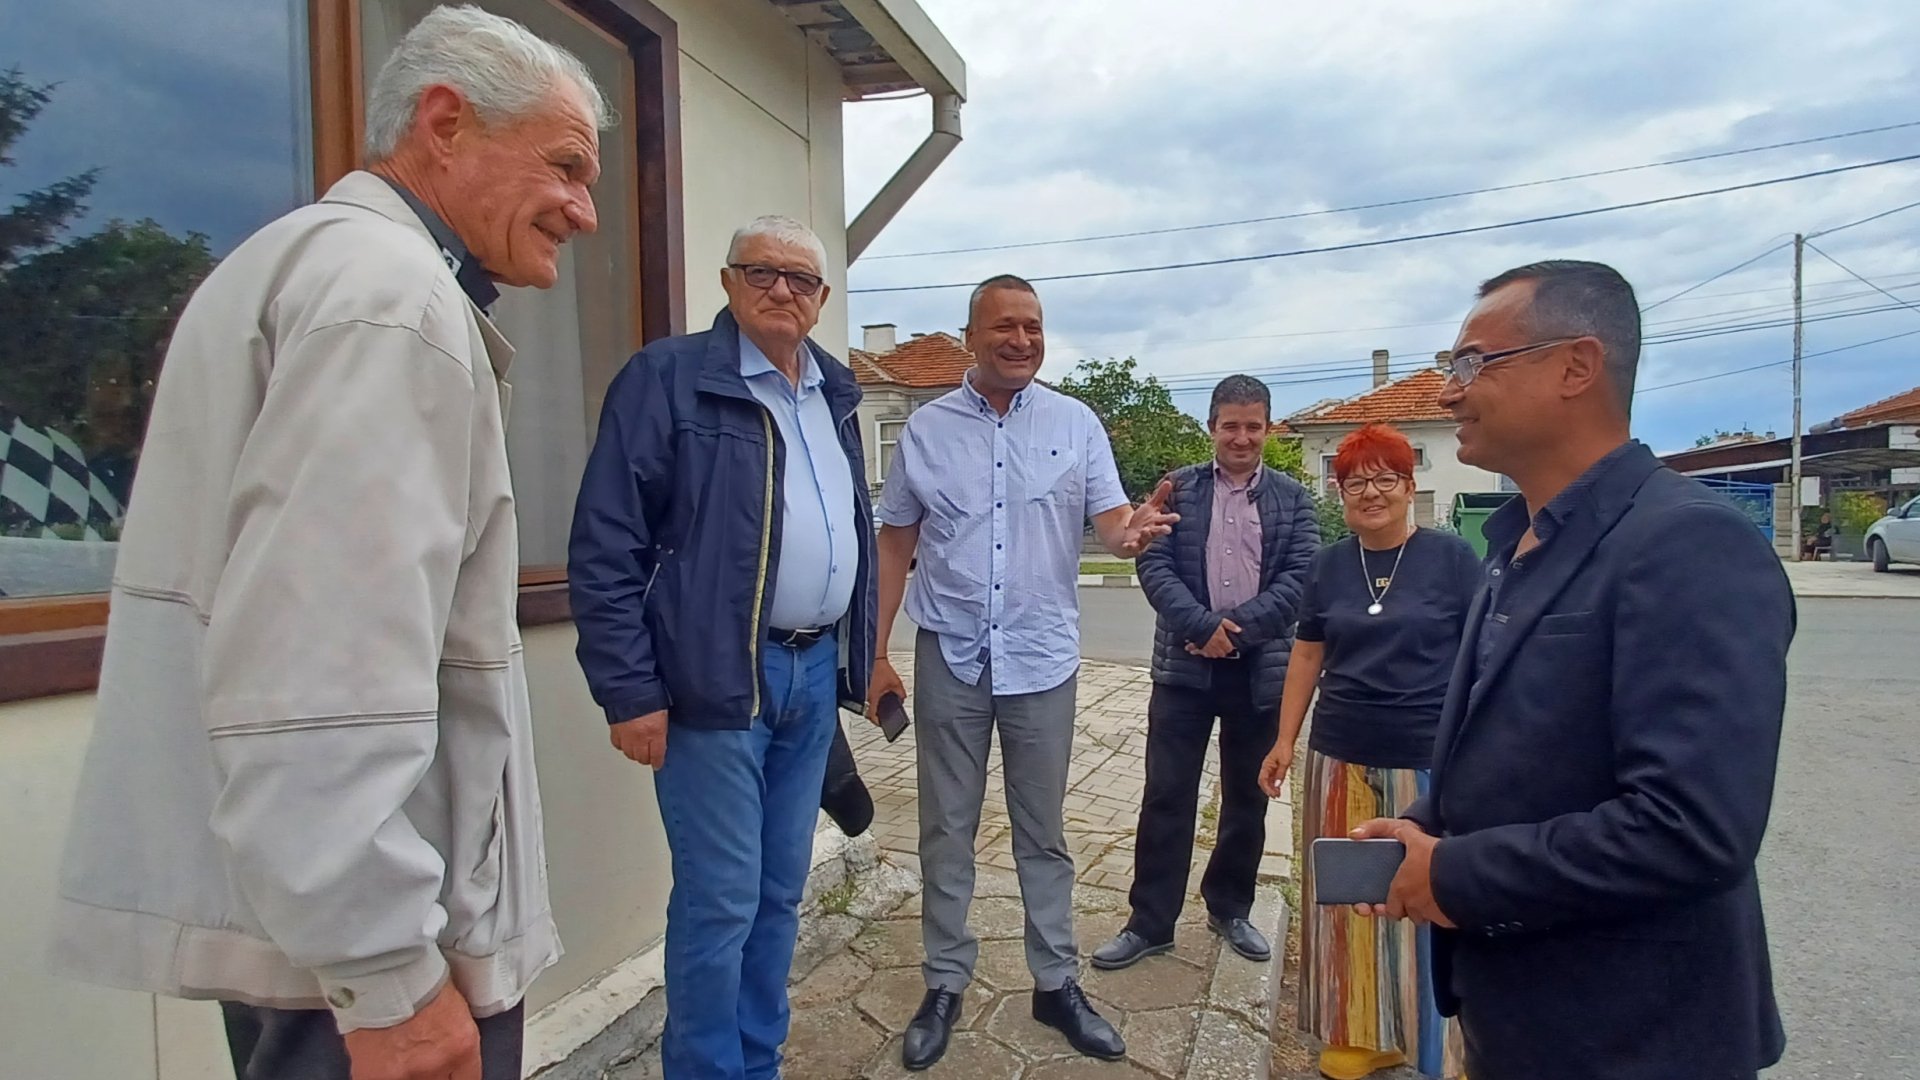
[856,386,952,490]
[0,4,855,1076]
[1297,421,1503,526]
[1893,423,1919,486]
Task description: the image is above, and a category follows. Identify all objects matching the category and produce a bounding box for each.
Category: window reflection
[0,2,311,598]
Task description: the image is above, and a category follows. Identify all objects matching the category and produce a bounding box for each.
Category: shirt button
[1224,548,1232,555]
[327,987,357,1010]
[1226,518,1234,524]
[996,501,1003,509]
[997,461,1004,468]
[996,543,1003,550]
[994,584,1001,590]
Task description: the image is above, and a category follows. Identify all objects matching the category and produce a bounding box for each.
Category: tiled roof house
[1287,350,1507,526]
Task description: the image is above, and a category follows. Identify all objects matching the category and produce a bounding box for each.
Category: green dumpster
[1451,492,1517,558]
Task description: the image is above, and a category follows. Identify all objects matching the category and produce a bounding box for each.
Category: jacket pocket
[1536,611,1597,637]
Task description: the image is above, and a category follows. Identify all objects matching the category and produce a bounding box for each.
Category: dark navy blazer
[1405,441,1794,1080]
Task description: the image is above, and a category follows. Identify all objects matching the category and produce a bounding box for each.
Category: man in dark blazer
[1353,260,1794,1080]
[1093,375,1318,970]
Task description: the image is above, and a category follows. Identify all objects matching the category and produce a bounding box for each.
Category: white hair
[727,215,829,272]
[364,4,613,161]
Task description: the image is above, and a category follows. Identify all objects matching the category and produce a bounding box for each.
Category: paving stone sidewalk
[775,658,1295,1080]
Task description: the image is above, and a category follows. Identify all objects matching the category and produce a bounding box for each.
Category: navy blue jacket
[1406,442,1793,1080]
[568,309,878,730]
[1137,462,1318,716]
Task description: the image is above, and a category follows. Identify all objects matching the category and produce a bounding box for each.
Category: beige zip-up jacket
[49,172,559,1031]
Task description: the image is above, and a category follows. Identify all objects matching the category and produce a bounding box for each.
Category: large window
[0,1,313,598]
[362,0,641,570]
[876,419,907,484]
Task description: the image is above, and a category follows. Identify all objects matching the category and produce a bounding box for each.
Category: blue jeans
[653,637,839,1080]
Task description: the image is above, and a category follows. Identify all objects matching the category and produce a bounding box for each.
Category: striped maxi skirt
[1297,749,1465,1079]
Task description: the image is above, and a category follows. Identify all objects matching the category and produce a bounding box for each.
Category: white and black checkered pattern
[0,404,126,540]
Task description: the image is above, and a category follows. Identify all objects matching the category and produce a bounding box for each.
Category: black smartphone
[877,691,911,742]
[1310,838,1406,906]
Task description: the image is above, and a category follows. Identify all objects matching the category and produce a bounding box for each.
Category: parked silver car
[1865,494,1920,572]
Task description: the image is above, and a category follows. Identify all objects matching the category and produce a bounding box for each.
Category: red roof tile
[852,332,974,389]
[1293,368,1452,425]
[1837,384,1920,428]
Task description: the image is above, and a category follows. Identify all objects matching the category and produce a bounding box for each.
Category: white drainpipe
[847,91,963,264]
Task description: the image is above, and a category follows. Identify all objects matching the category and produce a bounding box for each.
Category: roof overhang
[767,0,967,101]
[1679,447,1920,479]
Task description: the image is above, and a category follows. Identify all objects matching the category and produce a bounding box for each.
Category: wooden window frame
[0,0,684,703]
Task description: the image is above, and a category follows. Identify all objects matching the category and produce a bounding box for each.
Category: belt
[768,626,829,648]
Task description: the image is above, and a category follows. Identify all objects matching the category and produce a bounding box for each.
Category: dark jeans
[1126,661,1277,942]
[221,1000,523,1080]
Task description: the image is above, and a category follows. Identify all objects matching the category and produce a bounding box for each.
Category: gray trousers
[915,629,1079,992]
[221,1000,523,1080]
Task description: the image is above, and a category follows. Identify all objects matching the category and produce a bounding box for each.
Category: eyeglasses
[1441,337,1578,386]
[729,263,824,297]
[1338,474,1408,496]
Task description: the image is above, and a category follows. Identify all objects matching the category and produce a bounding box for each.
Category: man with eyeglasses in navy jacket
[569,215,877,1080]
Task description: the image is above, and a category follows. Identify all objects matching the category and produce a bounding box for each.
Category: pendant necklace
[1360,528,1412,616]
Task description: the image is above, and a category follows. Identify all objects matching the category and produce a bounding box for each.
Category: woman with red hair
[1258,422,1480,1079]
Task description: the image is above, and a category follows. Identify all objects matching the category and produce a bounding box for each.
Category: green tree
[1055,357,1213,499]
[0,67,215,457]
[1314,491,1350,544]
[1262,436,1308,484]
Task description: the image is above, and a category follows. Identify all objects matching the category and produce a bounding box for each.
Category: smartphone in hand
[877,691,911,742]
[1310,837,1406,906]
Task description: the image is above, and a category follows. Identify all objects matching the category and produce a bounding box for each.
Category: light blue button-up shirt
[878,373,1129,694]
[741,331,859,631]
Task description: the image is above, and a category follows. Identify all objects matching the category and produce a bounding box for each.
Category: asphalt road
[890,590,1920,1077]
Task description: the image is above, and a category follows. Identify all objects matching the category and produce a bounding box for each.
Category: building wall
[855,386,953,490]
[1297,421,1502,525]
[664,0,852,355]
[0,4,852,1076]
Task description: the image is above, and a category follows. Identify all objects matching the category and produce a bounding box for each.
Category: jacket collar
[696,307,861,418]
[1440,440,1663,763]
[319,171,515,381]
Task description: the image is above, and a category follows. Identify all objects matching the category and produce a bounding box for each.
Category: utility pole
[1790,232,1805,560]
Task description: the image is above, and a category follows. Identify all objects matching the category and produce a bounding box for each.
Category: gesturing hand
[610,710,669,769]
[1116,479,1179,558]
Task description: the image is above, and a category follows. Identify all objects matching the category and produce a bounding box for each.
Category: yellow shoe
[1318,1045,1408,1080]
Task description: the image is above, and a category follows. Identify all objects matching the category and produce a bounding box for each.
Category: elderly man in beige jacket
[49,8,607,1080]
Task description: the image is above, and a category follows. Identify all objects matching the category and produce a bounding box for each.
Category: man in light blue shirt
[869,274,1176,1070]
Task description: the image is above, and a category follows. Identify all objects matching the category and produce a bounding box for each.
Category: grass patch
[815,876,857,916]
[1080,559,1135,577]
[1195,790,1221,850]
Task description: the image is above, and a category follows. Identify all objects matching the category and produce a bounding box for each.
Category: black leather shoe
[1032,979,1125,1060]
[902,988,962,1071]
[1090,929,1174,970]
[1208,914,1272,961]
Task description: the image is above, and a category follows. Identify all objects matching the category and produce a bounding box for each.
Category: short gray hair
[365,5,612,161]
[1478,259,1642,413]
[726,215,829,272]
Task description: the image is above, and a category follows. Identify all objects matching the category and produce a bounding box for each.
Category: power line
[850,152,1920,294]
[1151,299,1920,392]
[1635,326,1920,394]
[1640,241,1791,312]
[1048,270,1920,361]
[1807,197,1920,239]
[1801,240,1920,321]
[862,120,1920,260]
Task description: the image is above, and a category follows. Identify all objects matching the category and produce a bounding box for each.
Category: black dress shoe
[902,988,962,1071]
[1090,929,1174,970]
[1208,914,1272,961]
[1032,979,1125,1060]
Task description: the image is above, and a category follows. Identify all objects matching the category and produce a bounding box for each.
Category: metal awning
[766,0,967,100]
[1680,447,1920,479]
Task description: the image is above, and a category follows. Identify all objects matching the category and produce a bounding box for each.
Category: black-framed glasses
[729,263,824,297]
[1339,473,1408,497]
[1442,337,1578,386]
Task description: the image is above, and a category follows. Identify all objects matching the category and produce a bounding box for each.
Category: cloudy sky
[840,0,1920,452]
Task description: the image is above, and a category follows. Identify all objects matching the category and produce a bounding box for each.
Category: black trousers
[221,1000,524,1080]
[1125,661,1277,942]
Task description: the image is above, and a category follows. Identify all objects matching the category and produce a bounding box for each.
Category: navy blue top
[1297,528,1482,769]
